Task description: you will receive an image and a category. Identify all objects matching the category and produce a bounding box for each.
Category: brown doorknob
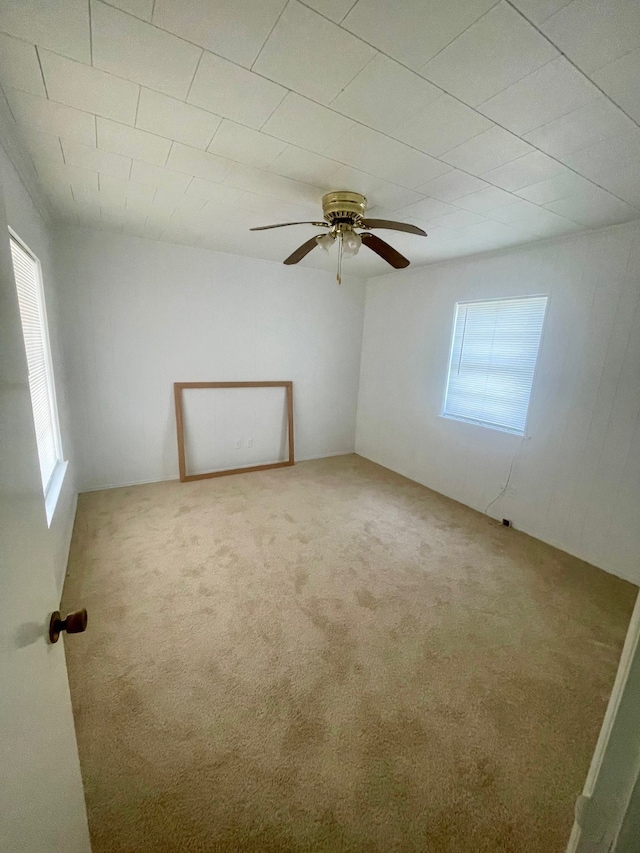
[49,609,88,644]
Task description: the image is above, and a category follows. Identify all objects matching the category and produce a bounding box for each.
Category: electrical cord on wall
[484,438,524,516]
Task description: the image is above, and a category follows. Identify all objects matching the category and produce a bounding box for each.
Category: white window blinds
[443,295,547,435]
[10,235,62,494]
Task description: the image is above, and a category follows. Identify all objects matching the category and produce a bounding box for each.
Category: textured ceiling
[0,0,639,278]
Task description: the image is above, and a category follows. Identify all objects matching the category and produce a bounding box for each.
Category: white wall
[182,385,291,475]
[0,144,77,595]
[356,221,640,584]
[55,227,366,491]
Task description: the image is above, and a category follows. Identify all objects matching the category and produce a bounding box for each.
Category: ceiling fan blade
[283,235,323,265]
[361,232,410,269]
[250,221,328,231]
[361,218,427,236]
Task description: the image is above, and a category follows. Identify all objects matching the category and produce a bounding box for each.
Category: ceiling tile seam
[98,0,150,23]
[10,0,627,221]
[40,149,612,236]
[311,122,359,165]
[218,169,321,205]
[34,49,142,112]
[163,140,173,168]
[150,0,157,22]
[521,107,633,163]
[0,83,18,125]
[86,0,579,186]
[364,221,593,279]
[133,4,518,134]
[336,2,355,25]
[14,51,638,220]
[88,0,93,66]
[326,68,432,132]
[416,0,507,72]
[596,44,640,77]
[198,22,640,211]
[35,85,145,130]
[224,7,637,211]
[327,49,379,105]
[256,87,290,133]
[132,86,141,128]
[518,182,609,207]
[340,2,501,69]
[250,0,292,73]
[34,46,49,98]
[466,54,563,112]
[321,157,367,187]
[27,42,286,143]
[213,123,395,197]
[56,136,623,231]
[392,110,493,159]
[205,121,223,150]
[541,182,639,220]
[297,0,350,27]
[242,87,460,174]
[503,0,640,133]
[184,48,205,104]
[57,136,65,164]
[87,1,209,81]
[50,135,307,201]
[0,29,44,50]
[243,74,637,213]
[263,145,288,171]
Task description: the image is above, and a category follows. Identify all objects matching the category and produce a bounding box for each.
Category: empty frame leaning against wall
[173,381,294,483]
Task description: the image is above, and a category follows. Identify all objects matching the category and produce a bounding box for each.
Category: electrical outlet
[235,439,241,450]
[247,438,253,448]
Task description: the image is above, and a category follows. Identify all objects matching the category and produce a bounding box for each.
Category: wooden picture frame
[174,381,294,483]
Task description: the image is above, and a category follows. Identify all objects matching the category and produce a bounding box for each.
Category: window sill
[45,460,68,527]
[441,413,525,436]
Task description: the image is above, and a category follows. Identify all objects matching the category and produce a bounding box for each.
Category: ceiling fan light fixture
[253,190,426,279]
[342,230,362,258]
[316,232,335,252]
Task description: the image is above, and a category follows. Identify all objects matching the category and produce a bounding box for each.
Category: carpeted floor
[62,454,636,853]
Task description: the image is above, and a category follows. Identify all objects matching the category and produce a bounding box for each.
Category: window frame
[441,293,549,437]
[9,228,66,519]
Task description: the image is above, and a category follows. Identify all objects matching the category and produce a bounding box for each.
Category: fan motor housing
[322,191,367,226]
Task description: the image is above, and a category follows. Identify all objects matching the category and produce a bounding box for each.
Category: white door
[567,591,640,853]
[0,183,91,849]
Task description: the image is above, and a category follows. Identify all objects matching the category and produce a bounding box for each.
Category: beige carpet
[62,454,636,853]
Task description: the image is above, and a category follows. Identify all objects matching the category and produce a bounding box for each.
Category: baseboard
[297,450,355,462]
[79,451,357,494]
[355,450,640,588]
[81,474,180,493]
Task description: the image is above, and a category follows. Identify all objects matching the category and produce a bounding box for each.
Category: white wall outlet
[247,438,253,448]
[235,439,241,450]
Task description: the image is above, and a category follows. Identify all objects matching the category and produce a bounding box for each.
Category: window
[442,295,547,435]
[10,232,64,513]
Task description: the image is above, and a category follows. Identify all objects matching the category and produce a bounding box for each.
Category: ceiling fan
[250,191,427,284]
